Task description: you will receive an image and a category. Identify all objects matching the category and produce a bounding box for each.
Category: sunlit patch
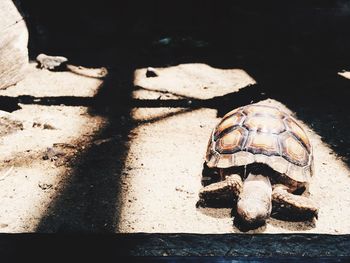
[131,107,189,123]
[133,63,256,100]
[338,71,350,80]
[0,63,104,98]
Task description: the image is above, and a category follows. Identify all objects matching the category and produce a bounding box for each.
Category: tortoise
[198,103,319,228]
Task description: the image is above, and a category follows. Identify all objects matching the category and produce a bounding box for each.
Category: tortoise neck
[244,173,272,189]
[236,173,272,225]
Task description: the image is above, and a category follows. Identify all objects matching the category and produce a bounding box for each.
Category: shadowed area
[0,233,349,260]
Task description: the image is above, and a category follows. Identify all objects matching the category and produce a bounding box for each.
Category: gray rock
[0,0,29,89]
[36,53,68,70]
[146,67,159,78]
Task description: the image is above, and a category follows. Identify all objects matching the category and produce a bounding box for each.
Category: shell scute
[243,115,285,134]
[222,107,243,120]
[244,131,280,156]
[215,126,248,154]
[284,117,311,153]
[214,112,245,140]
[279,132,309,167]
[242,104,284,118]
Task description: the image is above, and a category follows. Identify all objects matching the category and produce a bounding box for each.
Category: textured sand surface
[0,63,349,234]
[119,65,350,234]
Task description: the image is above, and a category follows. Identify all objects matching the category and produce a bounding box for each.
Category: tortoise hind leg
[272,184,319,221]
[197,174,242,208]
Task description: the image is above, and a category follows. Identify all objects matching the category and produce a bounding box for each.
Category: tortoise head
[236,173,272,227]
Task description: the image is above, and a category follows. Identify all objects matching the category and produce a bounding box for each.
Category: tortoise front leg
[198,174,242,207]
[200,162,221,186]
[272,184,319,220]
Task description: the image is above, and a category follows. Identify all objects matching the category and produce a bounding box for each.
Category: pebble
[36,53,68,70]
[38,182,53,190]
[146,67,159,78]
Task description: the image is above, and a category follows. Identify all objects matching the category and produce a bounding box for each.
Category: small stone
[146,67,159,77]
[36,53,68,70]
[93,138,113,146]
[34,122,56,130]
[157,37,171,46]
[32,122,41,128]
[43,147,65,161]
[43,123,56,130]
[38,182,53,190]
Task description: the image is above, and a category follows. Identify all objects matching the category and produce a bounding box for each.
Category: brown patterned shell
[206,104,313,183]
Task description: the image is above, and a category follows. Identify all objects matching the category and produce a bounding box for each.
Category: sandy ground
[0,62,349,234]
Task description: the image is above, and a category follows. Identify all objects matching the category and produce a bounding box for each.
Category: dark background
[17,0,350,66]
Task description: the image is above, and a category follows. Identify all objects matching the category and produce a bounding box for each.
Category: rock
[43,147,65,161]
[93,137,114,146]
[0,223,8,228]
[43,123,56,130]
[38,182,53,190]
[156,37,172,46]
[66,64,108,78]
[32,122,56,130]
[36,53,68,70]
[0,0,29,89]
[146,67,159,78]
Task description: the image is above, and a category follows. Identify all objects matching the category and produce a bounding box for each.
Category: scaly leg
[198,174,242,207]
[272,184,319,220]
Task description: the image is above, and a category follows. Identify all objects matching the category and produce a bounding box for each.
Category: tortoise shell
[206,104,313,183]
